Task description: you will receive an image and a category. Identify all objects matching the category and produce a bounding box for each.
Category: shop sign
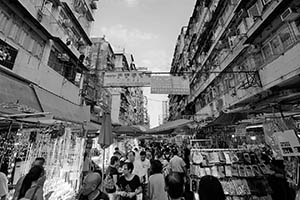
[151,76,190,95]
[273,130,300,157]
[103,72,151,87]
[0,38,18,70]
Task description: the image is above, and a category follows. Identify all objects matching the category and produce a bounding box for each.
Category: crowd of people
[0,142,227,200]
[99,142,226,200]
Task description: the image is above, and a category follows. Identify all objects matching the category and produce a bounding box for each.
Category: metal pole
[102,148,105,189]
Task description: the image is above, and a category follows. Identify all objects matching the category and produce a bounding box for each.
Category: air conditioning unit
[228,36,238,49]
[37,9,43,22]
[280,7,300,21]
[238,20,247,35]
[248,3,261,18]
[57,53,70,62]
[230,0,239,5]
[62,19,72,28]
[248,44,261,54]
[90,0,97,9]
[262,0,272,6]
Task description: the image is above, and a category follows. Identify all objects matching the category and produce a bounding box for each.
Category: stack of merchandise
[190,149,274,200]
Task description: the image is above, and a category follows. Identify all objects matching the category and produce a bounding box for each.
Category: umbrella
[112,125,144,136]
[98,112,113,149]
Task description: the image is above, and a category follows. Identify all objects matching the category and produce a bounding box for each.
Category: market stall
[189,115,300,200]
[0,116,87,200]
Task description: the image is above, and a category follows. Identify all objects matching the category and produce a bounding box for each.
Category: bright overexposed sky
[91,0,196,128]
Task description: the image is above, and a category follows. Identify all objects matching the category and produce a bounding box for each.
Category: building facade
[115,53,148,126]
[87,42,148,126]
[170,0,300,124]
[0,0,98,123]
[85,37,114,124]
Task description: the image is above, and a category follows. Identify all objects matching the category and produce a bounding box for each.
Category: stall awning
[33,86,90,124]
[208,112,247,126]
[0,72,42,114]
[146,119,193,135]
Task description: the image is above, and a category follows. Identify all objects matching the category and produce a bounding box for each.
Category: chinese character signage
[104,72,151,87]
[151,76,190,95]
[0,39,18,70]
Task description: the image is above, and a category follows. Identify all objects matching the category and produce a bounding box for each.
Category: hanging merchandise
[190,148,274,199]
[284,157,299,188]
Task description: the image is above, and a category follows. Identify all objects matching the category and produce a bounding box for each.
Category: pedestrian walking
[169,148,186,181]
[139,151,151,200]
[148,160,168,200]
[165,172,184,200]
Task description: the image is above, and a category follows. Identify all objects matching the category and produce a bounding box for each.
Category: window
[279,26,293,49]
[17,29,26,45]
[26,37,34,53]
[262,43,273,61]
[8,23,20,40]
[32,41,44,59]
[22,32,30,48]
[270,36,283,55]
[0,12,10,34]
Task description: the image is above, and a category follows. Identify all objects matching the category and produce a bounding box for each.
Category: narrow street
[0,0,300,200]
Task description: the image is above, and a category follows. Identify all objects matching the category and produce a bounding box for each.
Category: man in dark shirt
[78,172,109,200]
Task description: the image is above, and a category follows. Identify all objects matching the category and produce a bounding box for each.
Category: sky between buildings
[91,0,196,128]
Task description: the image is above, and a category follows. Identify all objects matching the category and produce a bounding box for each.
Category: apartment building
[0,0,97,123]
[85,37,114,124]
[115,53,147,126]
[170,0,300,124]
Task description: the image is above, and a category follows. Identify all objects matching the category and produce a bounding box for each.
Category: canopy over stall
[112,125,145,137]
[145,119,194,135]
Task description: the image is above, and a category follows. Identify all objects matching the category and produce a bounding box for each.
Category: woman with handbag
[13,166,45,200]
[104,156,120,200]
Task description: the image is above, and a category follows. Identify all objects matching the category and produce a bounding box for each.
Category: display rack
[190,148,274,200]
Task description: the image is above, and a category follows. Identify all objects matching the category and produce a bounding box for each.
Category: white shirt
[169,155,186,173]
[132,160,144,178]
[140,159,151,183]
[0,172,8,198]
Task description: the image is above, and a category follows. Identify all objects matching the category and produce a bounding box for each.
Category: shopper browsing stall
[104,156,120,200]
[13,166,45,200]
[0,165,8,200]
[198,175,225,200]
